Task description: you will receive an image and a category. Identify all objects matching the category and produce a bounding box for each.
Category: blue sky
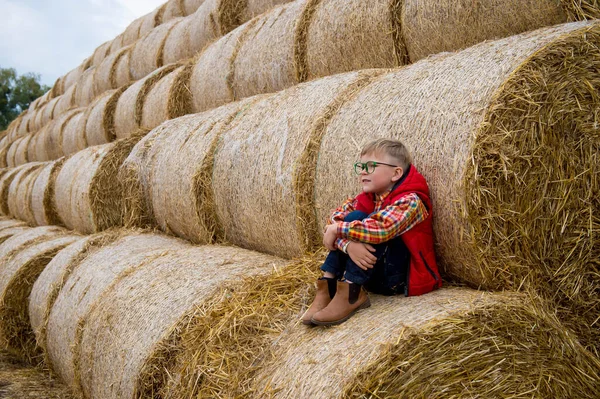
[0,0,164,87]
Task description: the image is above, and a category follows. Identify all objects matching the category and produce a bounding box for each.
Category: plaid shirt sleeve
[336,193,428,245]
[327,197,357,253]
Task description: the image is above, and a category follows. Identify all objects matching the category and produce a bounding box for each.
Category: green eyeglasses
[353,161,398,175]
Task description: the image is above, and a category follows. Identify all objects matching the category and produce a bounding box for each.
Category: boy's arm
[336,193,428,245]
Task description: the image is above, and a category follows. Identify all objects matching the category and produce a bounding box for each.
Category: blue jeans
[320,211,409,296]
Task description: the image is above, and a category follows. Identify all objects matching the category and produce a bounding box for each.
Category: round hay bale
[61,111,87,156]
[186,0,226,60]
[45,233,190,393]
[5,140,19,168]
[189,21,257,112]
[44,108,84,161]
[122,17,144,46]
[14,135,32,166]
[313,22,600,353]
[232,0,307,100]
[90,40,111,68]
[0,163,43,216]
[7,163,45,224]
[213,70,381,258]
[130,18,182,82]
[54,137,141,234]
[85,88,127,146]
[0,231,78,361]
[139,5,166,38]
[304,0,404,81]
[108,33,124,55]
[162,17,195,65]
[74,67,97,108]
[62,65,86,95]
[33,122,55,163]
[402,0,566,62]
[163,0,185,21]
[40,97,60,127]
[0,219,27,231]
[31,159,65,227]
[94,46,130,96]
[249,289,600,398]
[17,111,33,137]
[140,65,193,130]
[115,64,180,139]
[52,83,77,118]
[28,231,121,357]
[114,46,133,88]
[30,107,45,133]
[242,0,291,20]
[26,132,42,163]
[127,97,261,236]
[50,75,65,98]
[183,0,205,15]
[5,116,23,143]
[78,244,286,399]
[0,226,31,245]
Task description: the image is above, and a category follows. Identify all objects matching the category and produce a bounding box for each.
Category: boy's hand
[347,242,377,270]
[323,224,339,251]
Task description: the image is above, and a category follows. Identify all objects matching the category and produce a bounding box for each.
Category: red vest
[354,165,441,296]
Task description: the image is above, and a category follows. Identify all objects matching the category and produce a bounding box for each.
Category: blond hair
[361,138,412,169]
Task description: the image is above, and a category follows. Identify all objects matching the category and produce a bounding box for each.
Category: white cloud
[0,0,165,86]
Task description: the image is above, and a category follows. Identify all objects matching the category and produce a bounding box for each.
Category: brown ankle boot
[301,277,337,325]
[311,281,371,326]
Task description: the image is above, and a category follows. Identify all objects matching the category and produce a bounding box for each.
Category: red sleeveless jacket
[354,165,441,296]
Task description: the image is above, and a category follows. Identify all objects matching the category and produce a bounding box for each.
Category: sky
[0,0,165,87]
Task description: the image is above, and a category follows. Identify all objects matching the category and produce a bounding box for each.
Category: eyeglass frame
[353,161,399,175]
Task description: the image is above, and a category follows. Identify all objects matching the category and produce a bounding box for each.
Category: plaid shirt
[329,191,428,253]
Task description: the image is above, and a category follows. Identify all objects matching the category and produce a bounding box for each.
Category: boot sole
[310,297,371,326]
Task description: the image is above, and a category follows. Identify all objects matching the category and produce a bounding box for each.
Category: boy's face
[358,151,404,195]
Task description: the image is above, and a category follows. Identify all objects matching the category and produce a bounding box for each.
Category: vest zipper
[419,251,439,283]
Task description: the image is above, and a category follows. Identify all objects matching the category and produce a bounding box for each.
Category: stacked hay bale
[52,84,77,117]
[122,95,266,235]
[74,67,97,108]
[0,226,78,361]
[40,233,191,394]
[93,46,132,95]
[129,19,182,81]
[114,47,133,88]
[60,111,88,156]
[213,70,382,258]
[115,64,180,139]
[140,64,193,130]
[84,88,128,146]
[41,108,85,161]
[7,162,47,225]
[53,137,141,234]
[0,163,44,215]
[31,159,65,227]
[309,21,600,353]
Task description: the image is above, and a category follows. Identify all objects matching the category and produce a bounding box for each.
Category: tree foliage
[0,67,50,131]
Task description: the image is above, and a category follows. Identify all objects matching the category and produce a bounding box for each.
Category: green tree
[0,67,50,131]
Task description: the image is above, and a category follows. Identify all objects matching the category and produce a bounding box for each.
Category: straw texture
[115,47,133,88]
[252,289,600,398]
[0,226,30,245]
[61,65,85,98]
[142,97,264,241]
[115,65,180,139]
[189,21,257,112]
[11,136,32,166]
[163,0,185,21]
[31,159,65,227]
[40,97,60,128]
[183,0,205,15]
[85,87,127,146]
[403,0,573,62]
[0,163,43,215]
[130,19,182,81]
[52,84,77,118]
[0,232,78,361]
[91,41,111,68]
[94,46,128,95]
[213,70,381,258]
[243,0,291,20]
[0,219,27,231]
[44,108,84,161]
[140,64,193,130]
[233,0,307,99]
[79,244,286,399]
[313,21,600,353]
[74,67,97,108]
[28,232,121,358]
[7,163,45,225]
[162,17,195,65]
[45,233,189,394]
[60,111,87,156]
[139,6,165,39]
[304,0,403,81]
[54,137,140,234]
[123,17,144,46]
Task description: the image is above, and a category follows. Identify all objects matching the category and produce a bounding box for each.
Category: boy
[302,138,441,326]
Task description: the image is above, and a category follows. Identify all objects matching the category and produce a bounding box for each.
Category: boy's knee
[343,210,369,223]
